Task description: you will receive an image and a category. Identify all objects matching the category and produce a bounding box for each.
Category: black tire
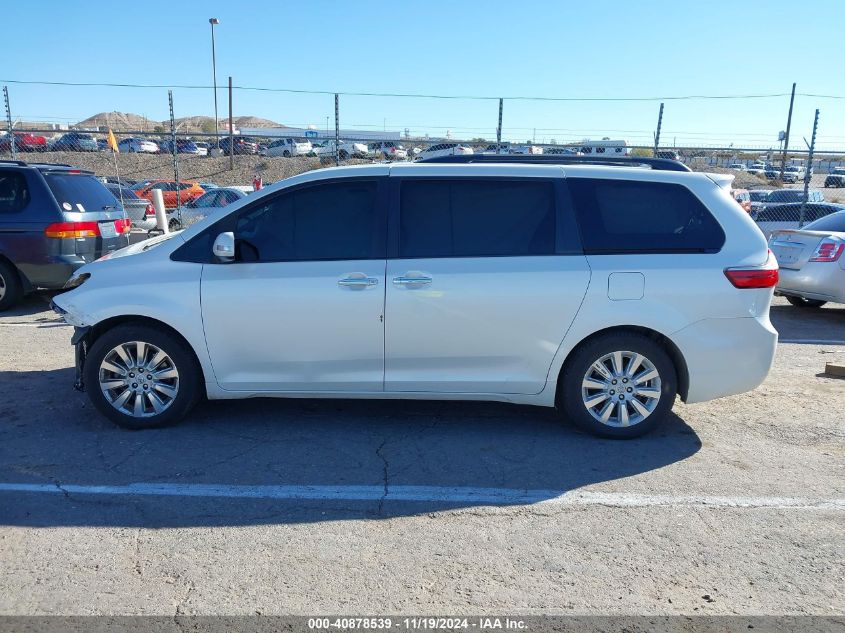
[558,333,677,439]
[282,150,291,158]
[83,323,203,429]
[786,296,827,308]
[0,259,23,312]
[169,219,182,231]
[339,150,348,160]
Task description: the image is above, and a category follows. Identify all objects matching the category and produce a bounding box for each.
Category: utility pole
[780,82,796,181]
[798,109,819,229]
[653,102,664,156]
[209,18,220,151]
[3,86,16,159]
[496,98,503,153]
[228,76,234,170]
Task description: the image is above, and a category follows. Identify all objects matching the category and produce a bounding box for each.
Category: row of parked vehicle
[730,186,843,237]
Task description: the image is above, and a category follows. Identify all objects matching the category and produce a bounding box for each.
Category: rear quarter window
[567,178,725,254]
[44,173,117,213]
[0,171,29,214]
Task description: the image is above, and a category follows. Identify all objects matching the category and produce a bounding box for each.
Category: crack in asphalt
[375,439,389,515]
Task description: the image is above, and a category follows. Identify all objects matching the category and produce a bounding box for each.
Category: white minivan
[262,138,313,157]
[53,156,778,438]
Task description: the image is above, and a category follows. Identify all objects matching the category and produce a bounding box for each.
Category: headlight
[62,272,90,290]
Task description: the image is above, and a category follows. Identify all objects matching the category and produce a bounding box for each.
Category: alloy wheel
[581,350,662,427]
[98,341,180,418]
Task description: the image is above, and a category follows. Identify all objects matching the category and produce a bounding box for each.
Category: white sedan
[118,138,159,154]
[770,210,845,308]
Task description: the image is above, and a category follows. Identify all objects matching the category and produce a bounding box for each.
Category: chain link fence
[1,81,844,234]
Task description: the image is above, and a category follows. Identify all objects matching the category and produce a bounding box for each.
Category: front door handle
[392,275,432,286]
[338,275,379,289]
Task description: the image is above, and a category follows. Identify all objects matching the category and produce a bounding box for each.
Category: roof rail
[0,159,27,167]
[418,154,692,172]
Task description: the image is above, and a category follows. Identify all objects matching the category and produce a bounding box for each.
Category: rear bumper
[777,266,845,303]
[672,315,778,404]
[18,255,88,289]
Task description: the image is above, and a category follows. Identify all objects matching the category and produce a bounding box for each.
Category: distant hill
[74,112,286,132]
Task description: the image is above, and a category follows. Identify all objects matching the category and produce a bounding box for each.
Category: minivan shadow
[0,368,701,528]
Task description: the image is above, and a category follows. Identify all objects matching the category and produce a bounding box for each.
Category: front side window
[568,178,725,254]
[233,180,381,262]
[399,179,555,258]
[0,171,29,214]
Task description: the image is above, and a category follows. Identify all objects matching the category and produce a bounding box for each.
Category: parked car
[159,139,207,156]
[753,202,843,238]
[729,163,747,171]
[133,180,205,210]
[180,187,249,226]
[0,132,48,152]
[480,143,543,155]
[782,165,806,183]
[764,189,824,205]
[314,140,369,160]
[749,189,773,214]
[418,143,473,160]
[198,182,219,190]
[219,136,260,155]
[194,142,210,154]
[261,137,311,157]
[544,147,580,155]
[368,141,407,160]
[770,210,845,308]
[52,132,99,152]
[117,138,159,154]
[823,167,845,188]
[104,183,154,227]
[731,188,752,213]
[0,161,131,310]
[747,164,767,176]
[54,158,778,438]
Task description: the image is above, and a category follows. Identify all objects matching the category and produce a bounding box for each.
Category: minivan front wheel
[560,333,677,438]
[84,324,201,429]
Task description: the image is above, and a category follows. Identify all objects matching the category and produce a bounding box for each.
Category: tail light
[809,239,844,263]
[45,222,100,238]
[145,203,155,216]
[115,218,131,234]
[724,250,779,289]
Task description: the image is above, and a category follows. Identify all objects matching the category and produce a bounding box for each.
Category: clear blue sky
[5,0,844,150]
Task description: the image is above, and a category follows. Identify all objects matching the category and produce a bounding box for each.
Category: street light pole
[209,17,220,151]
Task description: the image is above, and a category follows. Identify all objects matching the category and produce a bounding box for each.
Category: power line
[0,78,810,102]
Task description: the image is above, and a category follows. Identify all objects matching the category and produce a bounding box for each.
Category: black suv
[0,161,131,310]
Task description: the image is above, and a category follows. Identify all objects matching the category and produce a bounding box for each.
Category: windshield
[749,190,771,202]
[804,211,845,232]
[45,173,121,212]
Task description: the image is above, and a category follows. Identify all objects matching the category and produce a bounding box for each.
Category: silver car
[770,210,845,307]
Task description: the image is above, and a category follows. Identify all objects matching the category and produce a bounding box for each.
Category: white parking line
[0,482,842,510]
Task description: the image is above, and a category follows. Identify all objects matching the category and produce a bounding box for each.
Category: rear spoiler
[706,173,735,190]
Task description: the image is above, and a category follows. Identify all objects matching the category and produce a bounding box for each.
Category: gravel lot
[0,295,843,617]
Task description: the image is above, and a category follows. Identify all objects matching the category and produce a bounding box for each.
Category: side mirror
[212,232,235,262]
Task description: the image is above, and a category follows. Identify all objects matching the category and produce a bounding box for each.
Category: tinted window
[0,171,29,214]
[399,179,555,258]
[44,173,117,212]
[804,211,845,232]
[234,180,380,262]
[568,178,725,254]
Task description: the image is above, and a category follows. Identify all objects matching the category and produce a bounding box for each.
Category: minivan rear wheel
[0,260,23,312]
[84,324,202,429]
[785,296,826,308]
[559,333,677,438]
